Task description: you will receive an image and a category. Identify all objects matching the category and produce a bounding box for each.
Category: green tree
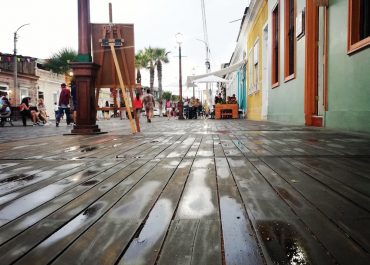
[153,48,170,116]
[143,47,156,92]
[135,50,148,85]
[44,48,77,74]
[162,91,172,101]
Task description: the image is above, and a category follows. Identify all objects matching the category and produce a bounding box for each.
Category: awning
[193,75,231,84]
[186,59,246,87]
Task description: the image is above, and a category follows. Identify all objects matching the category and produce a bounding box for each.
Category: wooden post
[69,0,105,135]
[109,43,137,134]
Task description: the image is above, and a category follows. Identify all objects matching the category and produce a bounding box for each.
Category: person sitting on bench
[20,97,39,126]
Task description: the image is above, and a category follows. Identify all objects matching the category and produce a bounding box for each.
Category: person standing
[133,92,143,120]
[104,101,110,120]
[142,89,155,123]
[165,99,172,119]
[70,80,77,125]
[56,83,72,127]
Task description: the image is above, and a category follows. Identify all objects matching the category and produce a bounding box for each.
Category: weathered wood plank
[0,158,150,264]
[176,158,218,220]
[38,158,181,265]
[116,159,193,265]
[251,158,369,265]
[261,156,370,253]
[228,157,335,264]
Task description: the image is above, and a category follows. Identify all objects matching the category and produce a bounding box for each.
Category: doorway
[305,1,328,126]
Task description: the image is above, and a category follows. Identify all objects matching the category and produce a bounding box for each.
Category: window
[38,91,44,99]
[19,88,29,103]
[272,3,280,87]
[348,0,370,53]
[285,0,295,79]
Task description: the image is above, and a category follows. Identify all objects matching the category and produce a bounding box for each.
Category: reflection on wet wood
[0,119,369,264]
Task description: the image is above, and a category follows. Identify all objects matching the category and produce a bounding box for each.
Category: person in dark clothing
[56,83,72,127]
[19,97,38,126]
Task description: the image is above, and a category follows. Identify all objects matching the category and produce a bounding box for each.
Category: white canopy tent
[187,59,245,107]
[186,59,246,87]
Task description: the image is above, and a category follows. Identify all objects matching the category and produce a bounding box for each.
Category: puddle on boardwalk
[192,158,214,168]
[81,180,99,186]
[39,202,105,248]
[177,168,215,219]
[112,181,161,220]
[64,146,80,152]
[80,146,98,152]
[220,196,261,264]
[217,167,231,179]
[55,163,83,170]
[0,163,19,169]
[119,199,173,265]
[256,220,310,265]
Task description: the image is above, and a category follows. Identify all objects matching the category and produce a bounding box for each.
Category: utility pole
[200,0,212,106]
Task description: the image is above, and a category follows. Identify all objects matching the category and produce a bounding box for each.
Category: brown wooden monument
[70,0,138,134]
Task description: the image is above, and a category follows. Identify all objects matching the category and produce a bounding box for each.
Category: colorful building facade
[246,0,268,121]
[266,0,370,132]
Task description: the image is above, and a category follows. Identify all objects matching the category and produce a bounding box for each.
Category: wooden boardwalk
[0,118,369,265]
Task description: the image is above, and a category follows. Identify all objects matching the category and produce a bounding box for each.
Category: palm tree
[135,50,148,85]
[153,48,170,116]
[143,47,156,93]
[44,48,78,75]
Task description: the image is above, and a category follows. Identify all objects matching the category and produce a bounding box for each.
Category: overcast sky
[1,0,248,96]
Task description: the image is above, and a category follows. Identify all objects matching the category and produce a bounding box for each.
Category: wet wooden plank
[196,135,214,157]
[166,136,197,158]
[217,180,264,264]
[284,157,370,212]
[213,135,225,157]
[0,158,151,264]
[251,158,369,265]
[261,156,370,253]
[117,159,193,265]
[156,219,199,265]
[42,158,182,265]
[185,137,202,158]
[294,157,370,198]
[175,158,218,220]
[228,157,335,265]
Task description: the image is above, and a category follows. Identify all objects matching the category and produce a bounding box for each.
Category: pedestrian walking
[165,99,172,119]
[133,92,143,120]
[56,83,72,127]
[142,89,155,123]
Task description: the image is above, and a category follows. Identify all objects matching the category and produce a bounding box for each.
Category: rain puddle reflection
[0,163,19,169]
[257,220,310,265]
[112,181,161,220]
[39,202,105,248]
[220,196,261,264]
[119,199,173,265]
[177,168,215,219]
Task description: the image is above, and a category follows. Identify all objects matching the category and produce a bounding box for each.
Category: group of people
[0,95,12,126]
[183,97,209,119]
[19,97,49,126]
[18,82,77,127]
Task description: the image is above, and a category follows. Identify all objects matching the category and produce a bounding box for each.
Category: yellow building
[246,0,268,121]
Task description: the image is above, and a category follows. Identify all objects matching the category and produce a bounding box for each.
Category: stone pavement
[0,117,369,265]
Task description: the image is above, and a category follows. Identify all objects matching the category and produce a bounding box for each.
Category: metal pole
[178,44,184,119]
[13,23,30,105]
[13,32,17,105]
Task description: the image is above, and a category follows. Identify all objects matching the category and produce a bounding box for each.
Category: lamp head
[175,32,183,45]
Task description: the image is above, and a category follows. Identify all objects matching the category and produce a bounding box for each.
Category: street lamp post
[13,23,30,105]
[176,32,184,120]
